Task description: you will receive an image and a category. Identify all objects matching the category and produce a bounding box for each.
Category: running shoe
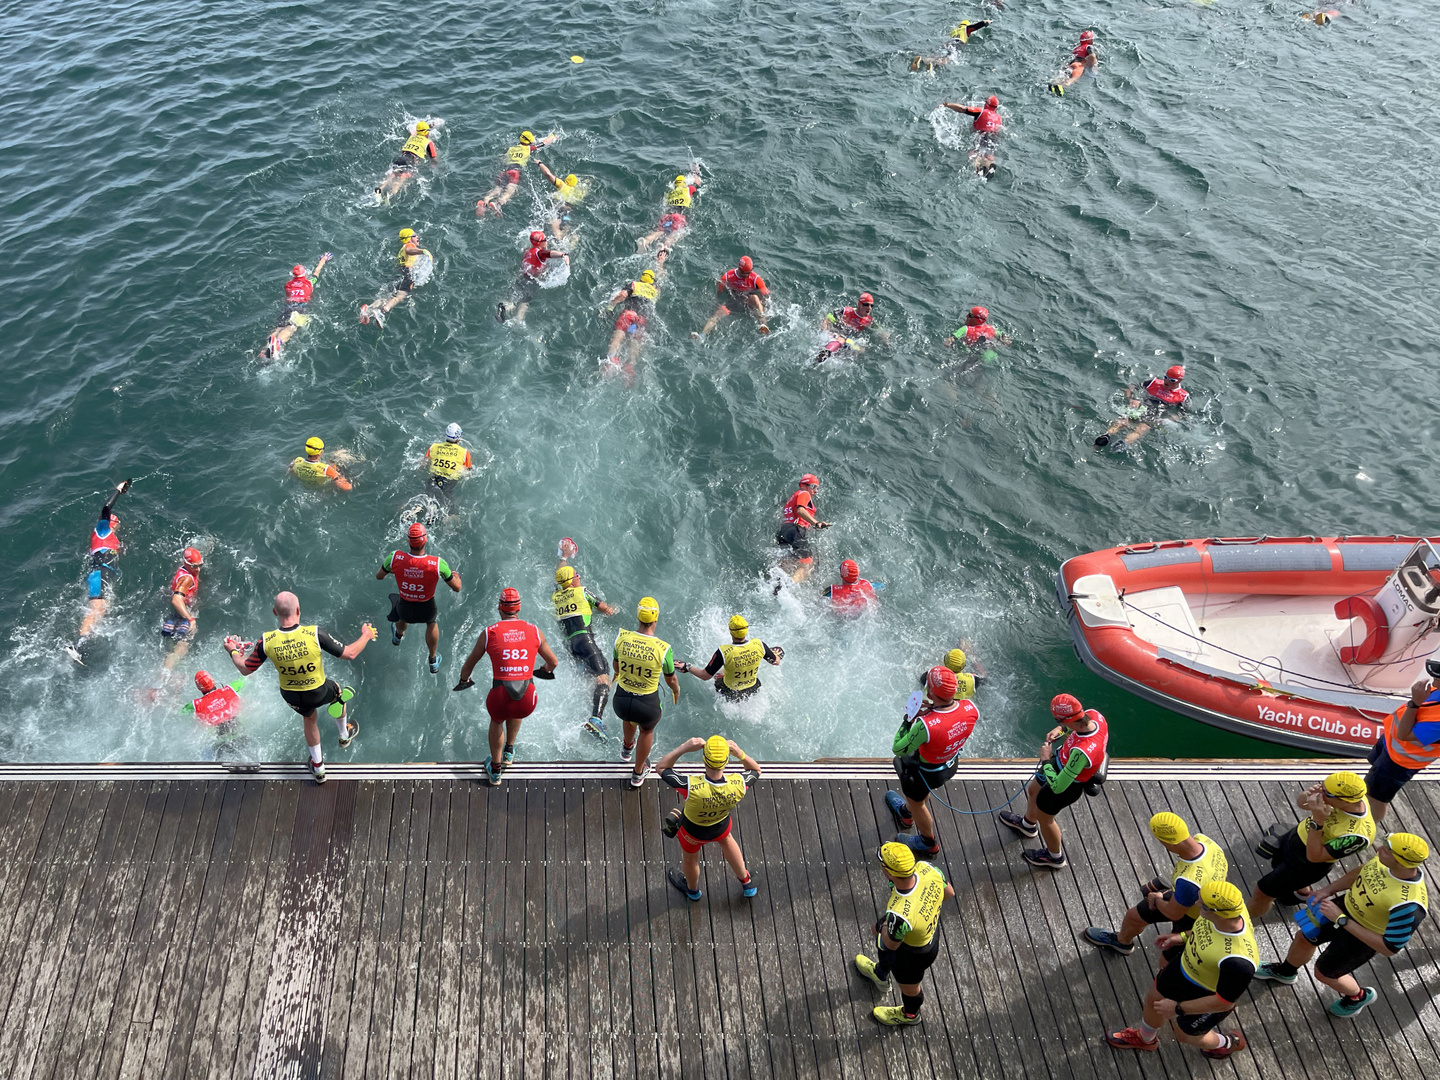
[1328,988,1377,1018]
[620,742,635,763]
[338,720,359,749]
[740,875,758,898]
[872,1007,921,1027]
[582,716,606,740]
[1081,927,1135,956]
[391,624,401,645]
[853,955,892,993]
[483,756,501,787]
[308,759,327,785]
[898,834,940,857]
[1105,1028,1159,1052]
[1201,1030,1248,1059]
[429,653,442,674]
[1254,962,1298,985]
[628,764,651,789]
[501,747,515,772]
[668,868,701,901]
[998,811,1039,838]
[885,790,914,831]
[328,686,356,720]
[1022,848,1068,870]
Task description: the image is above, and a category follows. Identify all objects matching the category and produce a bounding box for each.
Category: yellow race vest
[954,671,977,700]
[552,585,593,623]
[505,143,532,165]
[292,457,330,484]
[682,772,748,828]
[720,638,764,692]
[1179,915,1259,993]
[262,625,327,692]
[665,186,691,208]
[629,280,658,301]
[1297,804,1376,859]
[614,628,670,694]
[1345,857,1428,935]
[398,245,419,269]
[1171,835,1229,919]
[885,863,948,947]
[400,132,429,158]
[428,441,467,478]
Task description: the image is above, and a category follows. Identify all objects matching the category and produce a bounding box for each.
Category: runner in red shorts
[657,735,763,900]
[454,587,558,786]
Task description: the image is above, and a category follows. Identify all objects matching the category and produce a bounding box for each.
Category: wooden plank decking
[0,762,1436,1079]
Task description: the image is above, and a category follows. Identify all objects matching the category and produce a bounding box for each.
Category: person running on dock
[1105,880,1256,1059]
[775,473,829,583]
[454,588,559,786]
[911,19,993,72]
[998,693,1109,870]
[1254,832,1428,1018]
[853,841,955,1026]
[377,522,461,674]
[917,644,987,700]
[659,735,761,900]
[67,477,131,663]
[1248,770,1375,919]
[263,253,332,360]
[602,248,668,379]
[160,546,204,671]
[376,120,438,201]
[888,666,979,857]
[825,559,877,613]
[289,437,353,491]
[942,96,1003,177]
[424,423,472,496]
[1050,31,1099,95]
[1095,365,1189,450]
[676,614,783,702]
[692,256,770,341]
[1364,659,1440,824]
[497,230,568,325]
[552,563,617,737]
[1083,811,1229,957]
[476,130,558,217]
[613,596,679,788]
[226,591,375,784]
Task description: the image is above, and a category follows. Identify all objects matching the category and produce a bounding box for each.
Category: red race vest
[1073,43,1094,60]
[284,277,313,304]
[959,323,997,345]
[485,619,542,681]
[781,489,816,527]
[89,521,119,553]
[193,685,241,726]
[390,549,440,602]
[829,579,875,610]
[720,269,764,295]
[918,700,980,764]
[1056,711,1108,782]
[973,108,1002,133]
[1143,377,1189,406]
[522,244,552,276]
[832,306,872,331]
[170,565,199,600]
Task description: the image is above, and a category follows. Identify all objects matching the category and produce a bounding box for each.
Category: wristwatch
[1335,914,1349,929]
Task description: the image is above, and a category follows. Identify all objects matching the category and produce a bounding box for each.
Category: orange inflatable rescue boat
[1056,536,1440,755]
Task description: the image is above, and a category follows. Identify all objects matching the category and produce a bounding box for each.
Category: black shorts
[393,596,438,625]
[275,301,307,328]
[894,754,958,803]
[1365,736,1420,805]
[1257,830,1333,900]
[716,679,761,701]
[566,631,610,677]
[512,274,541,304]
[391,151,421,169]
[775,523,813,560]
[280,679,342,717]
[1035,779,1086,817]
[1154,961,1230,1035]
[396,275,416,293]
[889,937,941,984]
[613,687,663,732]
[1312,921,1378,979]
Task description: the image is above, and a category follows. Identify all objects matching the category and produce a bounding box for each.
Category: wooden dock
[0,760,1436,1079]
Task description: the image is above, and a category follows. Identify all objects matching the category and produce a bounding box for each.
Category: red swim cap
[194,670,216,694]
[738,256,753,273]
[291,265,306,277]
[1165,364,1186,380]
[1051,693,1083,719]
[858,292,874,305]
[800,473,819,486]
[840,559,859,584]
[499,587,521,614]
[987,95,999,109]
[529,230,546,245]
[408,522,427,547]
[1080,30,1095,42]
[967,305,989,325]
[927,666,959,701]
[182,547,203,567]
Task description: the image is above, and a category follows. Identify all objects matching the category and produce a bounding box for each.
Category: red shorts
[615,310,647,334]
[497,169,520,187]
[485,682,537,723]
[677,818,732,854]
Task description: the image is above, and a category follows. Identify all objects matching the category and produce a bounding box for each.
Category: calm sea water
[0,0,1434,764]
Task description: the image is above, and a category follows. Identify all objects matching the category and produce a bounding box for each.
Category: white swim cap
[445,422,462,442]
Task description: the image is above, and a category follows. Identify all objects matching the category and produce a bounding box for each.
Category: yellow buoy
[570,55,584,64]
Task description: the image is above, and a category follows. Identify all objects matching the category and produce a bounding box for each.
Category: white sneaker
[628,764,652,788]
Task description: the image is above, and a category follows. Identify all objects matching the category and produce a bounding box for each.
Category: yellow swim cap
[674,174,687,185]
[639,270,655,284]
[1389,832,1430,868]
[1324,770,1367,801]
[728,614,749,637]
[304,437,324,455]
[414,121,429,134]
[398,228,415,241]
[703,735,730,768]
[878,842,917,876]
[944,648,967,673]
[1200,880,1246,918]
[519,130,535,145]
[555,566,576,586]
[637,596,659,622]
[563,174,578,186]
[1149,812,1191,845]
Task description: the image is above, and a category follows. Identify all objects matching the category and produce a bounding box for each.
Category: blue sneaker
[740,875,758,898]
[1081,927,1134,955]
[430,653,442,674]
[391,624,402,646]
[501,747,515,771]
[483,756,501,787]
[582,716,606,740]
[1328,988,1377,1017]
[999,811,1039,838]
[668,868,701,901]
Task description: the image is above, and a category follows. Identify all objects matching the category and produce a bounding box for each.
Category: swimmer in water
[376,120,439,202]
[497,230,568,325]
[775,473,831,583]
[815,292,889,363]
[693,256,770,341]
[1301,9,1341,24]
[160,546,204,671]
[602,248,668,381]
[637,169,702,252]
[263,253,332,360]
[424,422,473,496]
[289,437,354,491]
[942,96,1003,177]
[68,477,132,663]
[360,228,429,327]
[535,162,586,239]
[1050,31,1099,95]
[945,305,1012,350]
[911,19,993,72]
[825,559,877,614]
[476,130,558,217]
[1095,365,1190,451]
